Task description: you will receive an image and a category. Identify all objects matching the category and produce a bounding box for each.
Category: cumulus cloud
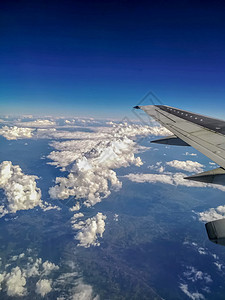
[166,160,204,173]
[0,161,42,216]
[42,261,59,276]
[71,213,84,224]
[0,161,59,217]
[49,163,122,207]
[0,251,59,297]
[26,258,43,277]
[0,126,34,140]
[72,213,106,248]
[5,267,27,296]
[47,150,81,170]
[49,135,142,207]
[198,205,225,222]
[46,122,179,207]
[36,279,52,297]
[148,161,165,173]
[70,202,81,212]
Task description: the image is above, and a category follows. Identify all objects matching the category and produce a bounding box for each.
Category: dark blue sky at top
[1,0,225,118]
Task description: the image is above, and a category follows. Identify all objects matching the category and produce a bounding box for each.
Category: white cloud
[49,163,122,207]
[0,251,98,299]
[0,126,34,140]
[42,261,59,276]
[47,150,81,171]
[17,119,56,127]
[214,262,223,271]
[0,161,60,217]
[26,258,42,277]
[166,160,204,173]
[50,139,98,152]
[179,283,205,300]
[48,120,168,206]
[40,202,61,211]
[73,213,106,248]
[71,213,84,224]
[124,172,204,187]
[0,273,5,291]
[0,161,42,216]
[124,172,225,192]
[179,265,212,300]
[71,281,99,300]
[114,214,119,221]
[183,152,197,156]
[0,251,60,297]
[183,266,212,284]
[198,205,225,222]
[70,202,81,212]
[5,266,27,296]
[55,262,99,300]
[198,248,207,255]
[49,136,142,207]
[36,128,105,140]
[47,123,170,168]
[36,279,52,297]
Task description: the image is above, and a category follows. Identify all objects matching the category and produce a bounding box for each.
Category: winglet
[133,106,141,109]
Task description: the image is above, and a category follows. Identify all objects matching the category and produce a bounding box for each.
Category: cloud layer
[48,123,154,207]
[124,172,207,187]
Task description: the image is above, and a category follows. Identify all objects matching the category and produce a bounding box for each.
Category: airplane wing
[134,104,225,184]
[134,104,225,245]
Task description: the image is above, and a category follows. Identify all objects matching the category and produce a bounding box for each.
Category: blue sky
[1,0,225,119]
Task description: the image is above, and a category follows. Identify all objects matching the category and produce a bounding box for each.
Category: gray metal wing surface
[137,104,225,174]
